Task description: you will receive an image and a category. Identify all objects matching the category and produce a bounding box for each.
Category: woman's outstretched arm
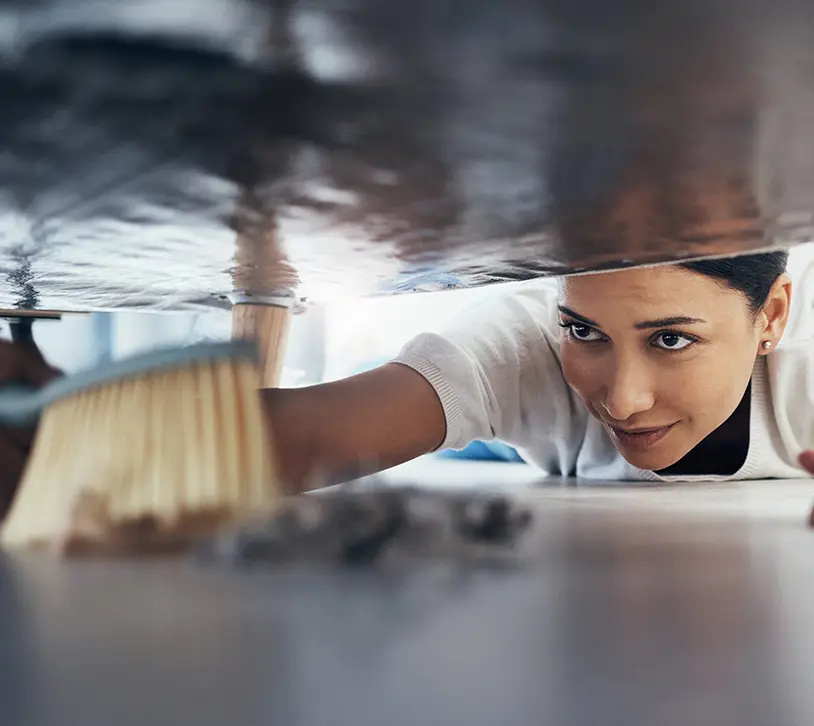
[262,362,447,492]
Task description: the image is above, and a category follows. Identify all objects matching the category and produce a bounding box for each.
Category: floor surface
[2,463,814,726]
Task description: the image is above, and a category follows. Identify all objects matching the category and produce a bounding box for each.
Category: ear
[757,272,792,353]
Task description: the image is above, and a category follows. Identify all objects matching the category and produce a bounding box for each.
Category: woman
[1,250,813,515]
[261,249,814,488]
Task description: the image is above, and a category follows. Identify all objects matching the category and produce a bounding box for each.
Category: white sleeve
[770,257,814,466]
[390,281,586,457]
[783,255,814,345]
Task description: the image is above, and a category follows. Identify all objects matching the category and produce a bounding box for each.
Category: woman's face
[558,265,785,471]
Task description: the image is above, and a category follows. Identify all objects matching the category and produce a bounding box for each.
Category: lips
[605,422,677,450]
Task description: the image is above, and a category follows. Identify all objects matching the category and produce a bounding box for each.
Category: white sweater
[392,265,814,482]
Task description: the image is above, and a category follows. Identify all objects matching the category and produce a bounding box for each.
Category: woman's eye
[654,332,694,351]
[567,324,602,342]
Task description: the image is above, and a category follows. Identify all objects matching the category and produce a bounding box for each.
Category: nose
[600,357,656,422]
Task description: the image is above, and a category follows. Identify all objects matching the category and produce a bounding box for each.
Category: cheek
[560,345,603,401]
[680,350,754,407]
[654,349,756,430]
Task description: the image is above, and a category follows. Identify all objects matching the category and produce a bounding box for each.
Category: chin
[615,443,689,472]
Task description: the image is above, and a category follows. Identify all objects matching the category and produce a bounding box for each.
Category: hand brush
[0,341,281,555]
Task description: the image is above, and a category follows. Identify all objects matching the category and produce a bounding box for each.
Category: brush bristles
[1,359,280,554]
[232,304,292,388]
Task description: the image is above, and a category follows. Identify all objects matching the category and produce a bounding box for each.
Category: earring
[762,340,772,351]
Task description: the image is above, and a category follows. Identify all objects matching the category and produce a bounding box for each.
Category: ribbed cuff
[391,353,465,451]
[738,354,768,479]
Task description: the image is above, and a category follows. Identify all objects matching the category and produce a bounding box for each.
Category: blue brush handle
[0,340,259,429]
[0,384,43,428]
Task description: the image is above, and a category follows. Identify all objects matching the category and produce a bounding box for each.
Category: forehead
[559,265,741,315]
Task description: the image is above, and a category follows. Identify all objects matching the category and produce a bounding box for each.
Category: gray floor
[2,467,814,726]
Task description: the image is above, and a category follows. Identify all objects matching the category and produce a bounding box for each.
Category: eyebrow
[632,316,706,330]
[557,306,706,330]
[557,306,599,327]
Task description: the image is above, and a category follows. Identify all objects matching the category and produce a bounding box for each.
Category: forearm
[262,363,446,492]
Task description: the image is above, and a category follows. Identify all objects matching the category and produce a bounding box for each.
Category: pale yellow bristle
[232,304,292,389]
[0,357,280,553]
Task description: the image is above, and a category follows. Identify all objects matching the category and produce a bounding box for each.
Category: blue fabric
[436,440,525,463]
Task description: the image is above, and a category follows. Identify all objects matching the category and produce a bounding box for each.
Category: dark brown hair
[680,250,789,315]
